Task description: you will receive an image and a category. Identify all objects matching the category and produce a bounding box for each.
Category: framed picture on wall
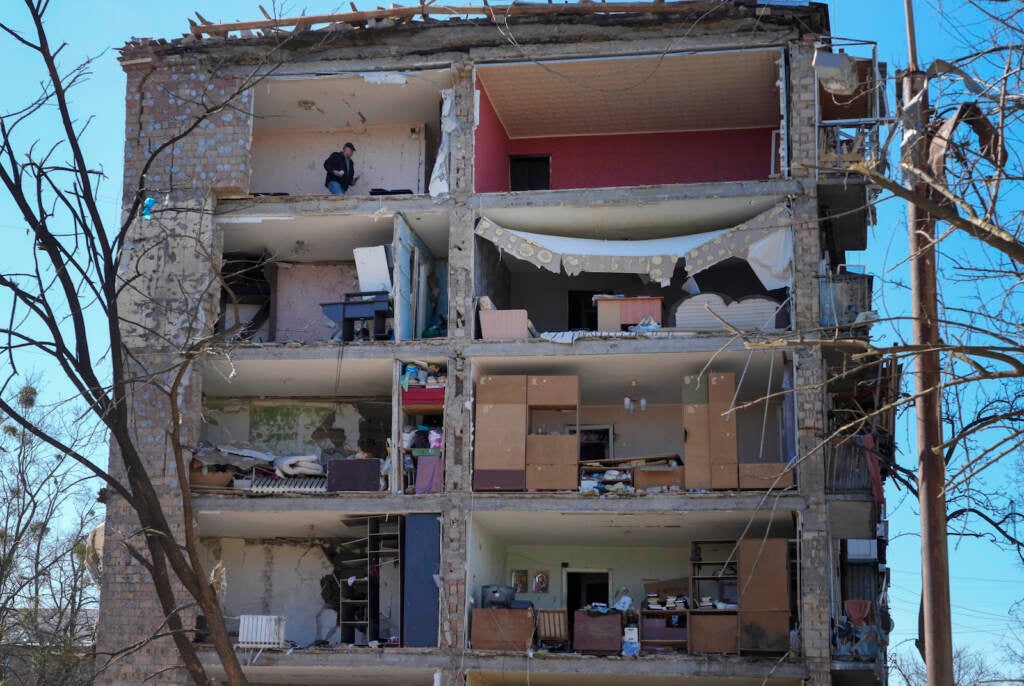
[511,569,529,593]
[533,570,550,593]
[567,424,614,460]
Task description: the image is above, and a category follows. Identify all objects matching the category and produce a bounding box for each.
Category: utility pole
[903,1,954,683]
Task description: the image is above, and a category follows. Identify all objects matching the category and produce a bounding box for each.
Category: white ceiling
[472,510,795,548]
[476,50,782,138]
[196,507,795,543]
[198,508,405,538]
[216,211,450,260]
[480,193,786,239]
[202,664,437,685]
[252,71,452,132]
[202,355,396,398]
[471,673,801,686]
[473,350,786,405]
[202,349,785,403]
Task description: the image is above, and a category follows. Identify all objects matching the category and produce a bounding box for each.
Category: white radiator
[237,615,287,649]
[250,476,326,494]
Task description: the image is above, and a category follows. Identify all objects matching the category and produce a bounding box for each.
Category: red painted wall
[507,129,774,189]
[474,82,510,193]
[474,81,775,192]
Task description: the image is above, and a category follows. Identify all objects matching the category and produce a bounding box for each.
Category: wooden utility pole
[903,1,954,683]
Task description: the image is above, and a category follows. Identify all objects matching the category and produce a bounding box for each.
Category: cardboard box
[710,461,738,490]
[473,469,525,491]
[707,373,736,405]
[739,462,794,489]
[525,464,578,490]
[738,538,789,611]
[683,404,711,488]
[474,404,526,469]
[708,403,736,456]
[477,375,526,404]
[527,375,579,407]
[634,465,686,490]
[480,310,530,340]
[682,374,709,404]
[471,608,535,650]
[526,434,579,466]
[689,613,738,654]
[739,610,790,652]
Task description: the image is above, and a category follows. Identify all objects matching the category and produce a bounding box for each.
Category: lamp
[623,380,647,414]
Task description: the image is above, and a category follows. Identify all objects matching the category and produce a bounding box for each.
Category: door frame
[561,567,611,609]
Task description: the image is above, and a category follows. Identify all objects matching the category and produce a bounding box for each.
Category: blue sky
[3,0,1021,672]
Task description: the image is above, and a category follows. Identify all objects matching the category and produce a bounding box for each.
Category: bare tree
[0,384,99,685]
[0,1,301,683]
[889,644,1006,686]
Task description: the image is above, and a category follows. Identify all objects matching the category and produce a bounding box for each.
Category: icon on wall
[511,569,529,593]
[533,570,550,593]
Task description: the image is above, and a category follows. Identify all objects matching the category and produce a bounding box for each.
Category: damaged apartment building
[99,2,896,685]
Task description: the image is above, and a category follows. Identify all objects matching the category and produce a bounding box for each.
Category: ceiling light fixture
[623,380,647,414]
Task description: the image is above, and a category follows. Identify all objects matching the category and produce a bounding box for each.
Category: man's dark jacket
[323,152,355,190]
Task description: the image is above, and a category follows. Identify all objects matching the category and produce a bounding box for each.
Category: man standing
[323,142,357,195]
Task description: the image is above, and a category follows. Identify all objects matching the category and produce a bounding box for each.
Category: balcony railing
[819,272,874,328]
[825,440,872,495]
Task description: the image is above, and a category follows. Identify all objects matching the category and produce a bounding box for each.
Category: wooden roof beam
[187,2,732,38]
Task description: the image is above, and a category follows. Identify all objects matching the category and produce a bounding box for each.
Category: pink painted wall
[274,263,359,344]
[474,81,510,193]
[474,80,775,192]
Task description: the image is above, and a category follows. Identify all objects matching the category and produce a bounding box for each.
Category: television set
[481,585,516,609]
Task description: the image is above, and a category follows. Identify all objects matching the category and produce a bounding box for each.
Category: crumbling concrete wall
[787,37,833,686]
[202,400,365,455]
[102,51,260,684]
[274,262,360,344]
[96,357,205,684]
[202,539,333,646]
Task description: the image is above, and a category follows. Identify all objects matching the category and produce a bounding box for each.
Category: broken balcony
[473,205,793,341]
[474,49,785,194]
[198,513,441,650]
[831,538,890,670]
[470,351,796,494]
[467,511,796,657]
[216,211,450,343]
[814,38,888,175]
[249,71,453,197]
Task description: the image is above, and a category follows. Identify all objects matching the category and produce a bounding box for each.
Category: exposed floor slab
[199,647,446,685]
[462,653,807,680]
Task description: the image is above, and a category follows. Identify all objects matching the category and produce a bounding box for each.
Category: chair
[536,609,570,649]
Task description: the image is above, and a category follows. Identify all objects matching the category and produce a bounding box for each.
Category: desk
[594,296,663,332]
[321,291,392,341]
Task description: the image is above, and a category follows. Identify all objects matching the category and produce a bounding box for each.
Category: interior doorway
[564,569,610,636]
